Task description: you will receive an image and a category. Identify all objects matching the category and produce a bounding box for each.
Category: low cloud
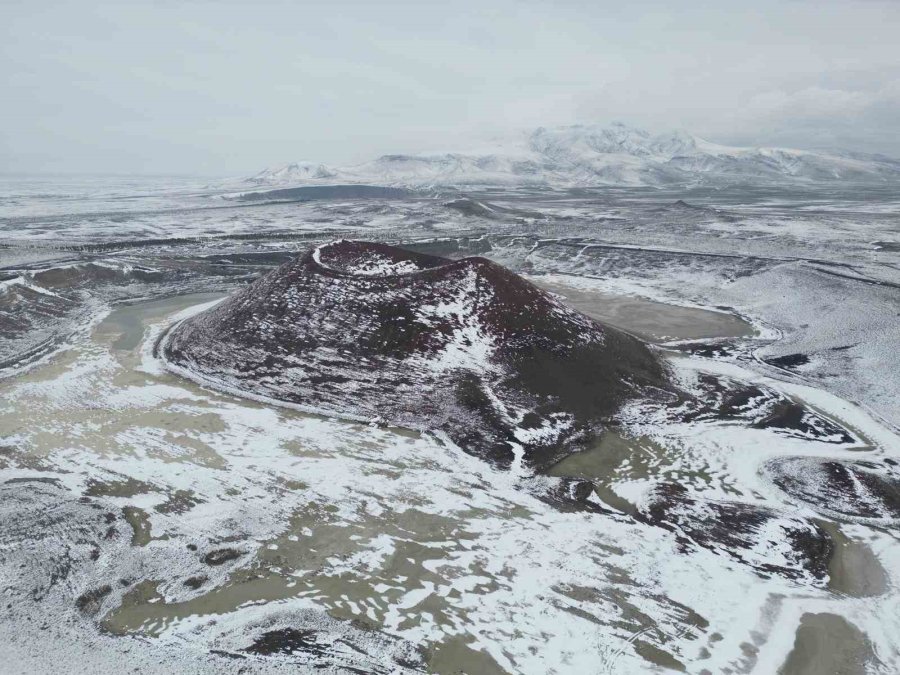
[720,80,900,156]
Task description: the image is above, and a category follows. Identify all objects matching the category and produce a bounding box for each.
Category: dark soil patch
[84,477,153,498]
[75,584,112,616]
[183,575,207,590]
[202,548,244,566]
[766,353,810,369]
[155,489,204,515]
[244,628,326,657]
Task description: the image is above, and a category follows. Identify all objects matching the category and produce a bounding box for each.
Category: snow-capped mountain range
[246,122,900,188]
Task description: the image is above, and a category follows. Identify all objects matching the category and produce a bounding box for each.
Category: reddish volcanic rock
[161,240,669,471]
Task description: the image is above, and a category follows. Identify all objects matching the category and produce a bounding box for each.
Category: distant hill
[246,122,900,188]
[245,161,336,184]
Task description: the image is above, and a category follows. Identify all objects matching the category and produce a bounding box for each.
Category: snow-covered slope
[245,161,336,184]
[248,123,900,188]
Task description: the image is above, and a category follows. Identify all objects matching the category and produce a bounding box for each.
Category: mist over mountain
[248,122,900,188]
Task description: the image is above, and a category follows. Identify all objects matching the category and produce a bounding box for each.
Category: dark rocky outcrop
[765,353,810,370]
[162,240,670,470]
[639,484,833,583]
[765,457,900,521]
[235,617,426,672]
[677,373,854,444]
[202,548,244,566]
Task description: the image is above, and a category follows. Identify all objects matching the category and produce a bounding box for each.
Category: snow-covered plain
[1,173,899,673]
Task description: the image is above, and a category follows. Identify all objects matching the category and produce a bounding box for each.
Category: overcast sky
[3,0,899,175]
